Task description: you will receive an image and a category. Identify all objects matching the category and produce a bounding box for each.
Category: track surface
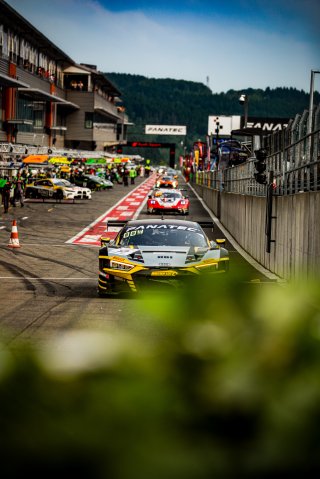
[0,173,274,345]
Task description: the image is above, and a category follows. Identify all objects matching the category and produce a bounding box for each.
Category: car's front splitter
[98,259,229,295]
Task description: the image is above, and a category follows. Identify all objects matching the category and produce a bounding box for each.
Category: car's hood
[109,245,221,267]
[153,197,183,207]
[72,185,90,192]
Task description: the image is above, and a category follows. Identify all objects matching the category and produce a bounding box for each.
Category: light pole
[307,69,320,161]
[239,93,249,145]
[239,93,248,128]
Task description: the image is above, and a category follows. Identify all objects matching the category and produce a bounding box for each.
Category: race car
[24,178,78,200]
[147,188,189,215]
[59,179,92,199]
[98,218,229,296]
[74,174,113,190]
[155,175,178,189]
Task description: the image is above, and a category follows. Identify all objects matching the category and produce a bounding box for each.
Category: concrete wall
[194,184,320,279]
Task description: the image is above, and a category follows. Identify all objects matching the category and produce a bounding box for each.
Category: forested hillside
[106,72,319,160]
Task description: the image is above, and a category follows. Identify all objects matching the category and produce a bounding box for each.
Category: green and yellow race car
[98,218,229,296]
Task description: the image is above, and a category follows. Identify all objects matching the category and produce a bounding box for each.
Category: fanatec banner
[145,125,187,135]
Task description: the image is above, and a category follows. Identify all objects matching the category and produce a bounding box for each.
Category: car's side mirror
[194,246,208,255]
[209,240,225,249]
[100,236,111,247]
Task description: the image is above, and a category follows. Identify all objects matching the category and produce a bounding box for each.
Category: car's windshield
[160,192,181,199]
[52,179,68,187]
[117,224,208,247]
[161,176,173,181]
[60,180,72,186]
[86,175,99,181]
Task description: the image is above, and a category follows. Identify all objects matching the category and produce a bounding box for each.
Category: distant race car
[166,168,179,178]
[147,188,189,215]
[59,179,92,199]
[25,178,78,200]
[74,174,113,190]
[98,218,229,296]
[155,175,178,189]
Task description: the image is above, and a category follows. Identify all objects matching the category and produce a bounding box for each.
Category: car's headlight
[149,200,156,204]
[130,251,144,263]
[110,260,134,271]
[180,200,187,205]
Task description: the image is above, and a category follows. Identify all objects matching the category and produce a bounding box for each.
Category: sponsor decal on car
[125,225,198,232]
[151,270,178,276]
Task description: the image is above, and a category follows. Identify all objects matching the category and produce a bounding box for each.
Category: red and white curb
[67,175,156,246]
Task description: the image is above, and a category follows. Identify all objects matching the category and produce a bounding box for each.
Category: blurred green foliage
[1,271,320,478]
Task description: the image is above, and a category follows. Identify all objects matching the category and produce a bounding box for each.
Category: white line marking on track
[133,192,150,219]
[66,175,155,244]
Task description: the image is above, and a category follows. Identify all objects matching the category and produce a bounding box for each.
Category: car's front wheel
[98,287,108,297]
[27,188,40,199]
[56,189,64,200]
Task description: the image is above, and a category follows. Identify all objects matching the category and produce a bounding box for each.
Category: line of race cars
[147,171,190,215]
[24,175,113,201]
[98,169,229,296]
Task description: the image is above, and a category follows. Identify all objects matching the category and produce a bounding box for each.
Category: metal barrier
[195,102,320,197]
[0,143,111,159]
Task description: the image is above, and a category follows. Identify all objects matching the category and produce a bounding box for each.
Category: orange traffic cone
[8,219,21,248]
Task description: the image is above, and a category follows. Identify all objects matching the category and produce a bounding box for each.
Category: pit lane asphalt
[0,173,276,346]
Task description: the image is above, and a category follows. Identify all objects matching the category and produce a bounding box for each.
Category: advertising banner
[145,125,187,135]
[242,117,290,131]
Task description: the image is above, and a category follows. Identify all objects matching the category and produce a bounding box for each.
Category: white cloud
[5,0,319,92]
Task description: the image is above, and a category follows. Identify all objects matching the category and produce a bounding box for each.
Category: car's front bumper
[147,206,189,214]
[98,258,229,295]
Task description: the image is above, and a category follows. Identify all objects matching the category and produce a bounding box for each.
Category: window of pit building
[64,75,88,91]
[85,112,93,129]
[33,108,44,129]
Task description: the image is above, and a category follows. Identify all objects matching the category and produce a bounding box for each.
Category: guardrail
[195,160,267,196]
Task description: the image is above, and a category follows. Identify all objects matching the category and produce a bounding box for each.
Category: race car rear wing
[100,220,128,247]
[197,221,215,230]
[106,220,128,230]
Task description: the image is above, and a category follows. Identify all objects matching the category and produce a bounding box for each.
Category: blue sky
[6,0,320,93]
